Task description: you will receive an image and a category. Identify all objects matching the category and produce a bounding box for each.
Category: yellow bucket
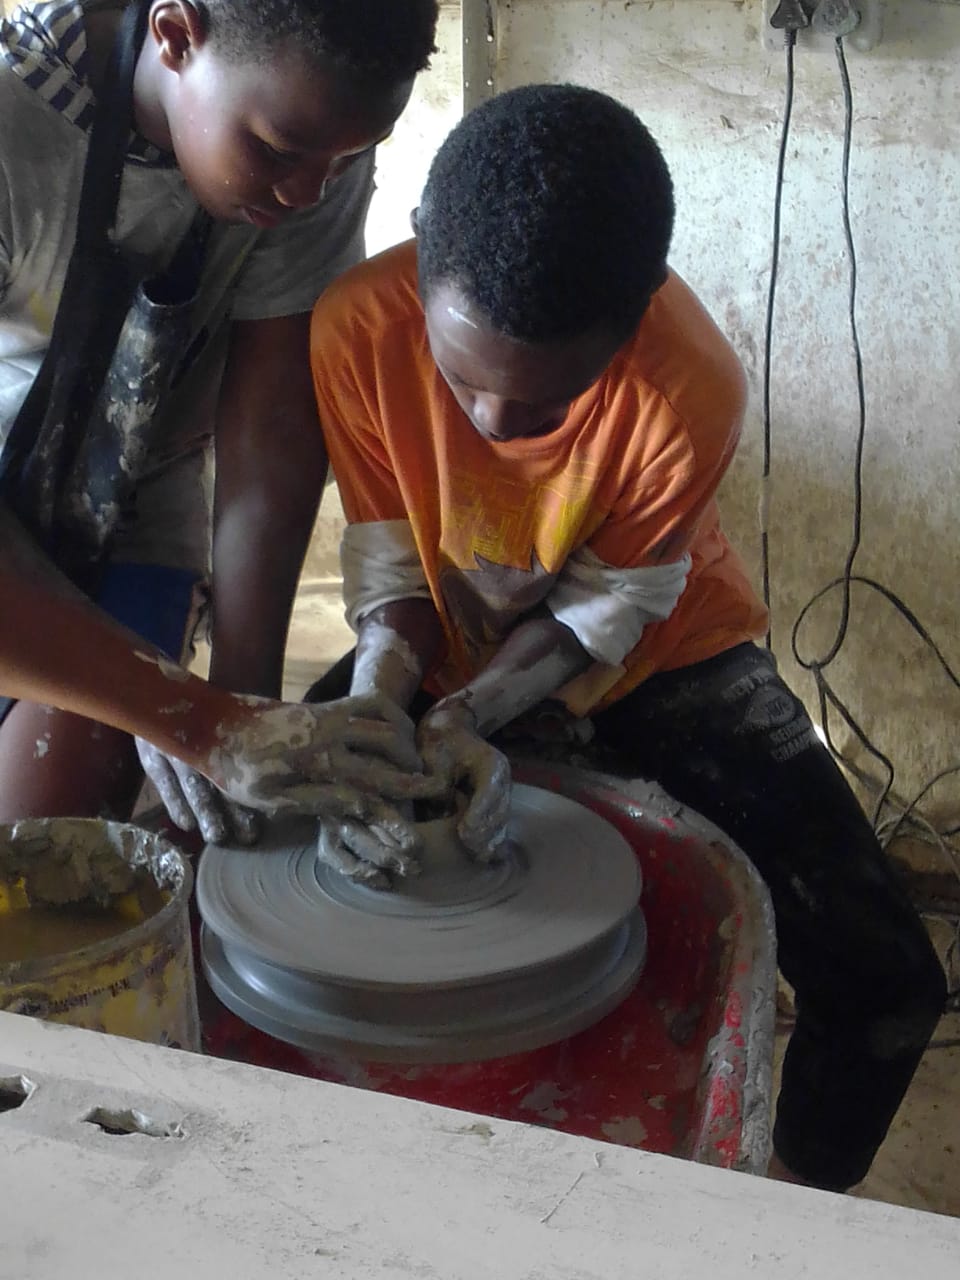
[0,818,199,1051]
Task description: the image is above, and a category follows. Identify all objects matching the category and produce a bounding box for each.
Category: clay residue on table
[600,1116,649,1146]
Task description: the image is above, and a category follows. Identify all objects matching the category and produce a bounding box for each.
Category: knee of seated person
[865,933,946,1060]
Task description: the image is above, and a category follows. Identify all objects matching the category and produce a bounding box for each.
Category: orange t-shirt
[311,240,766,711]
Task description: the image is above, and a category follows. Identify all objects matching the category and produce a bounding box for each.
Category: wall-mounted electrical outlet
[762,0,883,52]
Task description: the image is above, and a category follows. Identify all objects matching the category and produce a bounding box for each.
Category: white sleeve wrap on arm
[341,520,432,632]
[546,547,692,666]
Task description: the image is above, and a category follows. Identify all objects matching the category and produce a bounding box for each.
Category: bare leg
[0,700,142,821]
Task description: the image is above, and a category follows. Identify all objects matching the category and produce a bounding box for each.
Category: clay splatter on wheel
[197,784,646,1062]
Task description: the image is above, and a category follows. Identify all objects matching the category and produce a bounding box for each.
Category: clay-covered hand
[416,702,512,862]
[315,802,423,890]
[201,692,439,818]
[136,738,261,846]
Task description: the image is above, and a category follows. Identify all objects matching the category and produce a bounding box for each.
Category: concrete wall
[312,0,960,831]
[488,0,960,827]
[366,3,465,254]
[6,0,953,827]
[293,5,465,683]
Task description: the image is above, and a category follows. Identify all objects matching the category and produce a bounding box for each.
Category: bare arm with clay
[413,554,696,853]
[137,312,343,844]
[315,598,444,885]
[315,597,592,885]
[0,502,436,823]
[417,611,592,859]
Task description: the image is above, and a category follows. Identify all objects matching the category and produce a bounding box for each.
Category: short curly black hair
[198,0,438,80]
[417,84,675,343]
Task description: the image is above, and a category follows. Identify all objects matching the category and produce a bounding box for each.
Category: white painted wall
[297,3,464,676]
[308,2,960,835]
[492,0,960,828]
[366,4,465,253]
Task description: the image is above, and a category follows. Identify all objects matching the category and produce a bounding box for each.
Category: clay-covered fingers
[331,698,423,774]
[316,815,422,889]
[415,718,512,862]
[262,780,422,837]
[136,738,196,831]
[283,696,441,796]
[176,765,261,846]
[135,738,260,845]
[209,696,441,815]
[317,824,390,889]
[316,747,445,802]
[345,691,420,736]
[456,743,512,863]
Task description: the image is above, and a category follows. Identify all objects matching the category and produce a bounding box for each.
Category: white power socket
[761,0,884,52]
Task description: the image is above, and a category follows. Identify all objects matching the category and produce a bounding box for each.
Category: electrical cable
[763,25,960,1029]
[792,37,865,672]
[788,37,864,736]
[781,36,960,847]
[760,31,797,650]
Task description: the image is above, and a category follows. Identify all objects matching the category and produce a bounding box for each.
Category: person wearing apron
[0,0,442,833]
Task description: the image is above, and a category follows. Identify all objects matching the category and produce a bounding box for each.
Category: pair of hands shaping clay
[316,701,511,888]
[141,692,510,886]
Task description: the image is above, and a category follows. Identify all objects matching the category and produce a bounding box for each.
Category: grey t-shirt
[0,2,373,566]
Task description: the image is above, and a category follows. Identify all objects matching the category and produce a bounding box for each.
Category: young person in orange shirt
[306,85,946,1192]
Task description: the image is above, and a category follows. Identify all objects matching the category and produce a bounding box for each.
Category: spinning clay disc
[198,783,647,1063]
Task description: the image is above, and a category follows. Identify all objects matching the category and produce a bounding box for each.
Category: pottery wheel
[197,783,646,1063]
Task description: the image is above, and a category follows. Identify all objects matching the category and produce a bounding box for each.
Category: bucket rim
[0,818,194,980]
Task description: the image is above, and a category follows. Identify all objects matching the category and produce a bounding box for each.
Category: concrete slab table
[0,1011,957,1279]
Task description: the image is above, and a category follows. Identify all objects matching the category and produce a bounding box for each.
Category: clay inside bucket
[0,818,199,1051]
[0,886,169,963]
[0,820,178,969]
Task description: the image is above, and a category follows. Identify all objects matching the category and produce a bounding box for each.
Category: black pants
[593,642,946,1189]
[307,643,947,1189]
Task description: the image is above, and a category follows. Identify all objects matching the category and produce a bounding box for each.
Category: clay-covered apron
[0,1,214,719]
[0,0,211,582]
